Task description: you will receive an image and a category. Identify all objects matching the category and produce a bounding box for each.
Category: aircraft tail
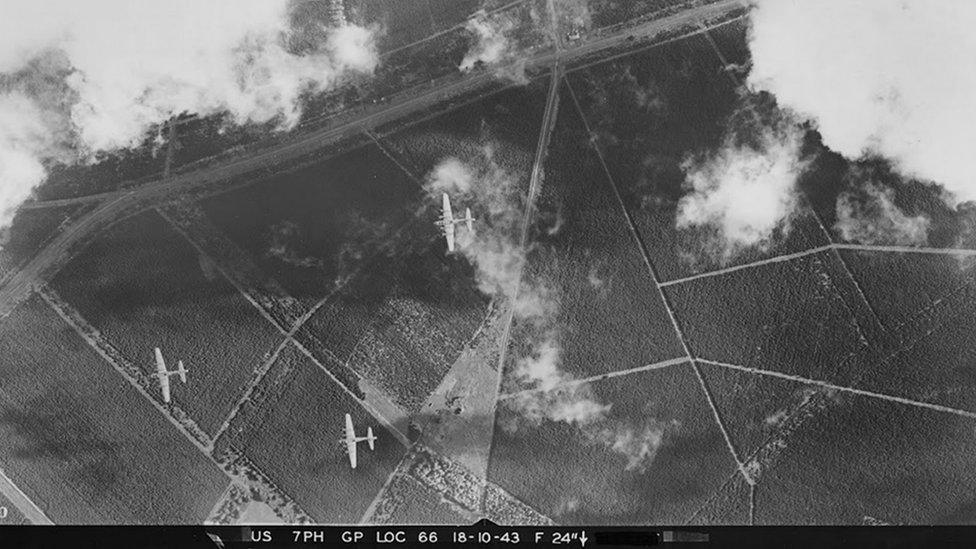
[176,360,188,384]
[465,208,474,232]
[366,427,376,450]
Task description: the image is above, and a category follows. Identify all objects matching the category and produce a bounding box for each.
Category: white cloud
[426,158,476,196]
[459,9,526,83]
[507,334,610,428]
[553,0,592,33]
[0,0,378,228]
[507,332,670,472]
[426,150,669,472]
[425,149,527,303]
[676,120,808,259]
[834,182,930,246]
[748,0,976,203]
[592,422,670,473]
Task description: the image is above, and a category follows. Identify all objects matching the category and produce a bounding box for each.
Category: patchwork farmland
[232,349,407,524]
[0,296,228,523]
[49,210,283,436]
[0,0,972,530]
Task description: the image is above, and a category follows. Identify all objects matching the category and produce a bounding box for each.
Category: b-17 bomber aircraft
[153,347,188,404]
[436,192,475,253]
[343,413,376,469]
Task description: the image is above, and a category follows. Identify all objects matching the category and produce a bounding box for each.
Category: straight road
[0,0,748,319]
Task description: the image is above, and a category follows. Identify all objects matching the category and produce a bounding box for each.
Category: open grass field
[235,350,407,524]
[488,363,739,524]
[567,21,831,282]
[50,210,282,436]
[0,295,228,523]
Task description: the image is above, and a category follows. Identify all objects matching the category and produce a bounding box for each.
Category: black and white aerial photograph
[0,0,975,534]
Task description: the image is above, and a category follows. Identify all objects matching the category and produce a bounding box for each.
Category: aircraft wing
[345,414,358,469]
[154,347,171,403]
[442,193,453,222]
[441,194,456,252]
[445,222,455,252]
[160,372,171,403]
[154,347,166,377]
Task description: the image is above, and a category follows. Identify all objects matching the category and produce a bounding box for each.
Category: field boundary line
[408,446,555,525]
[701,24,888,348]
[290,339,410,447]
[658,246,833,287]
[656,242,976,289]
[212,336,293,446]
[365,130,425,189]
[565,76,752,485]
[499,356,688,400]
[482,60,563,514]
[682,468,743,526]
[1,0,748,323]
[357,450,417,525]
[158,208,412,448]
[565,10,748,77]
[205,482,249,525]
[378,0,531,58]
[697,358,976,420]
[833,243,976,256]
[38,287,218,455]
[0,467,53,525]
[749,484,756,525]
[215,447,315,525]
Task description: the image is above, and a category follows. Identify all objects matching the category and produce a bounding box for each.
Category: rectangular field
[754,379,976,524]
[502,80,686,390]
[201,142,420,309]
[50,210,283,436]
[236,350,408,524]
[298,225,490,411]
[0,295,228,523]
[488,363,739,524]
[664,252,873,386]
[567,22,830,281]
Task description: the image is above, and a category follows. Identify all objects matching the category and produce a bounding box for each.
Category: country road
[0,0,748,318]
